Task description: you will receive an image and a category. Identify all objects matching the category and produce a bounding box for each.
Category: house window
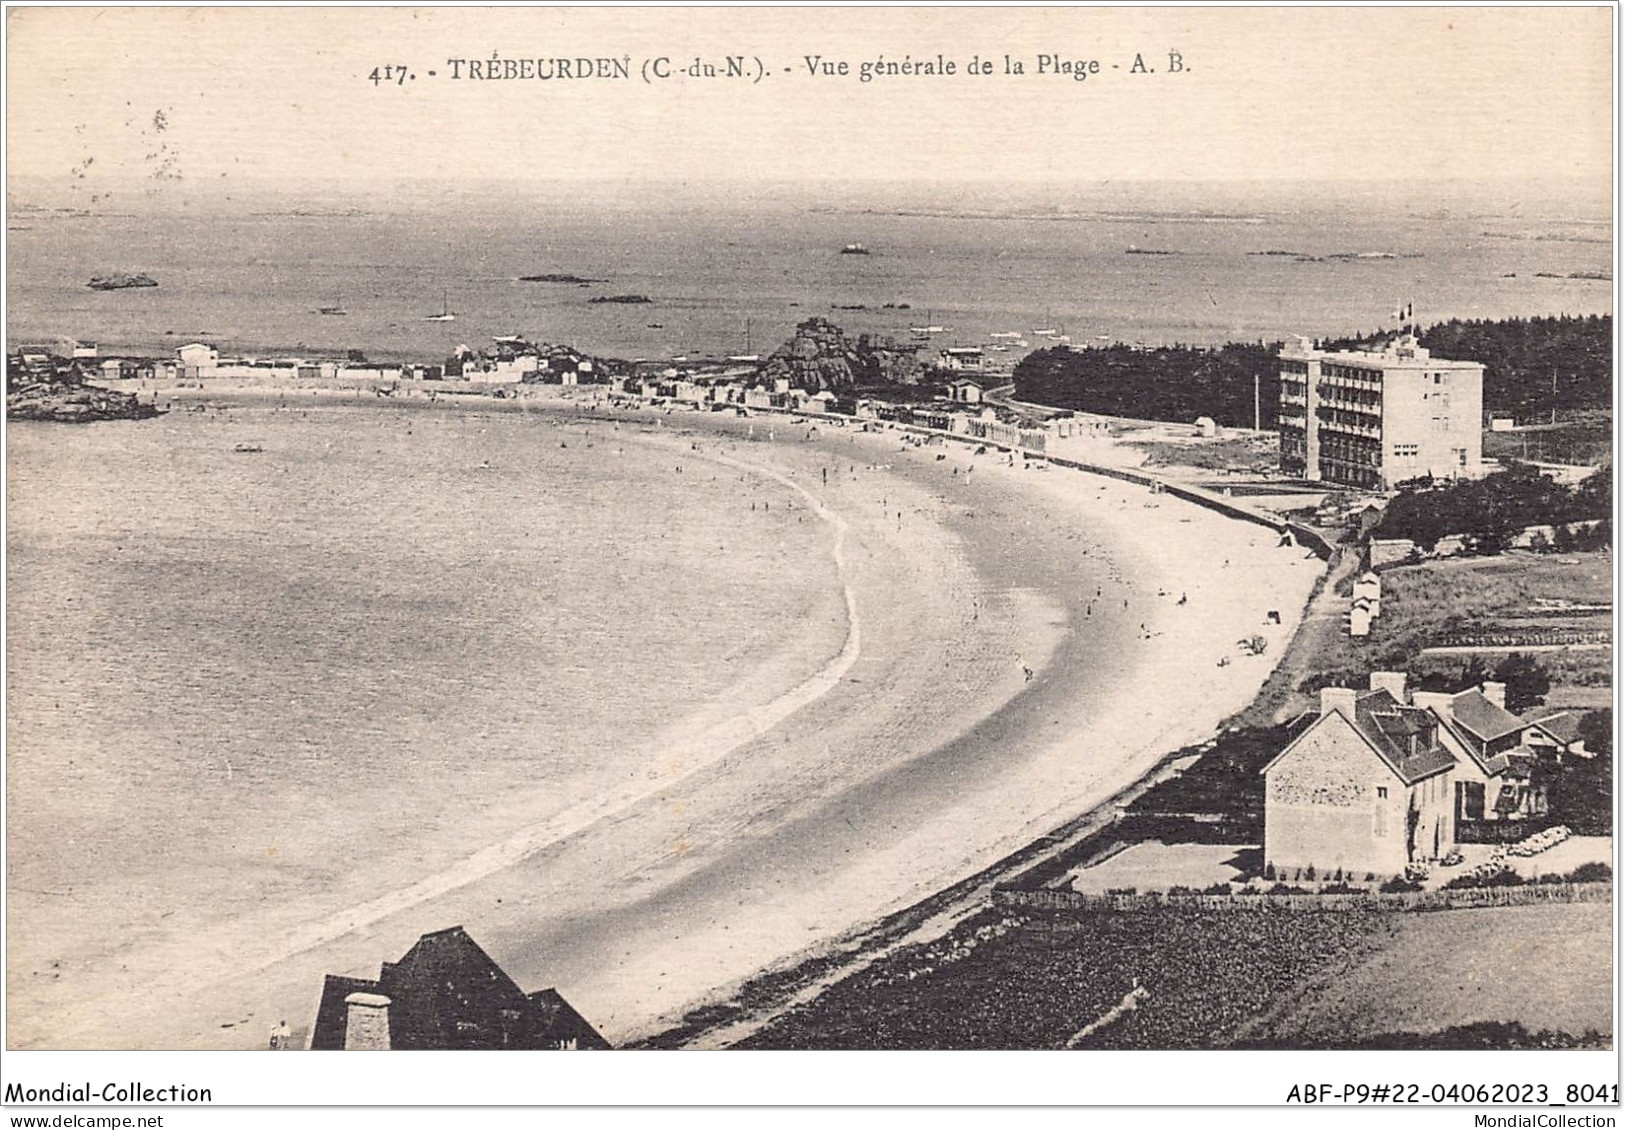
[1376,786,1388,798]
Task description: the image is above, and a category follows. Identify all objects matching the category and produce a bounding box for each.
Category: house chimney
[1368,671,1408,702]
[343,992,392,1050]
[1411,690,1455,718]
[1319,687,1359,719]
[1481,681,1507,710]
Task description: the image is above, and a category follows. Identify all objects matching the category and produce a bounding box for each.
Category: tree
[1492,653,1550,713]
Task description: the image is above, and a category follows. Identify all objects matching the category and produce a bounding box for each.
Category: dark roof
[1523,708,1583,745]
[310,926,609,1050]
[309,974,379,1052]
[1351,692,1457,784]
[1449,689,1525,743]
[1434,713,1510,778]
[1265,689,1456,785]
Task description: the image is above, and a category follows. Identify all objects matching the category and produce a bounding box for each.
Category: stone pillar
[343,992,392,1050]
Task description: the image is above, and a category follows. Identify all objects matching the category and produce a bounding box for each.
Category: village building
[309,926,609,1051]
[1409,679,1544,822]
[944,377,984,404]
[1262,679,1457,879]
[176,342,219,380]
[938,346,986,374]
[1520,708,1589,761]
[1263,671,1563,877]
[1278,334,1484,490]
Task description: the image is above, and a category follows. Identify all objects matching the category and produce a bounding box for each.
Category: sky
[4,6,1615,198]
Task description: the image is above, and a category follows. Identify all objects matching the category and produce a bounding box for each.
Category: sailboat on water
[726,318,759,363]
[424,289,456,322]
[317,296,348,316]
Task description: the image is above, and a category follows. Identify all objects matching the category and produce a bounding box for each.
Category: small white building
[177,342,219,380]
[1349,601,1373,638]
[939,347,986,374]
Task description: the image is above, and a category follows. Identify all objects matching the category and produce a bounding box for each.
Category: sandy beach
[7,388,1321,1049]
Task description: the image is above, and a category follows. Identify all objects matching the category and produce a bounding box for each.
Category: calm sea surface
[6,405,839,985]
[6,181,1612,362]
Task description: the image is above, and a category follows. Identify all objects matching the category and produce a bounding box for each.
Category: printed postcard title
[366,50,1190,87]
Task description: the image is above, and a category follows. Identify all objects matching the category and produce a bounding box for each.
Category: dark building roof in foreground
[310,926,610,1050]
[1349,690,1458,784]
[1524,708,1584,745]
[1447,688,1526,744]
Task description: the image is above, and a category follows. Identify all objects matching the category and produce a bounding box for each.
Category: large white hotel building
[1278,335,1484,491]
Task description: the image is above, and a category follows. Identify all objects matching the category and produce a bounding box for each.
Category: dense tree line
[1374,462,1611,553]
[1411,653,1552,713]
[1325,315,1611,419]
[1011,342,1278,428]
[1013,316,1610,426]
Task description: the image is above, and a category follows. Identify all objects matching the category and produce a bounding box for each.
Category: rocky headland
[8,367,160,423]
[759,316,923,392]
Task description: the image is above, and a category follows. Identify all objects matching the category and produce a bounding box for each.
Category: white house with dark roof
[1520,708,1589,761]
[1263,678,1458,878]
[1263,671,1563,877]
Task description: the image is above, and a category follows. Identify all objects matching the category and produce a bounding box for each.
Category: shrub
[1566,861,1612,883]
[1442,867,1525,890]
[1380,876,1422,893]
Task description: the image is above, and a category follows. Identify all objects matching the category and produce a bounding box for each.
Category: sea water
[4,403,842,1035]
[6,179,1611,364]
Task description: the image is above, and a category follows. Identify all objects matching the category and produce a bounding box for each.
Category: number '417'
[369,65,409,86]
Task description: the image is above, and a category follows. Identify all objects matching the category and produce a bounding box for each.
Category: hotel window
[1377,787,1388,799]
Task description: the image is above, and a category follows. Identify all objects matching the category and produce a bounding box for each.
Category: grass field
[1304,550,1612,695]
[1242,902,1613,1047]
[740,905,1395,1049]
[739,897,1612,1049]
[1126,434,1279,475]
[1483,411,1613,468]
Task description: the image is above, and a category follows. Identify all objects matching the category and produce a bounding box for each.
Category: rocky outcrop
[759,317,922,392]
[8,366,160,422]
[87,273,158,290]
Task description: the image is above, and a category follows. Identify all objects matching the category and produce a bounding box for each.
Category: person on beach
[269,1019,290,1050]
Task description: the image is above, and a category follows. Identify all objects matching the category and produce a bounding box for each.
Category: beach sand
[7,389,1321,1048]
